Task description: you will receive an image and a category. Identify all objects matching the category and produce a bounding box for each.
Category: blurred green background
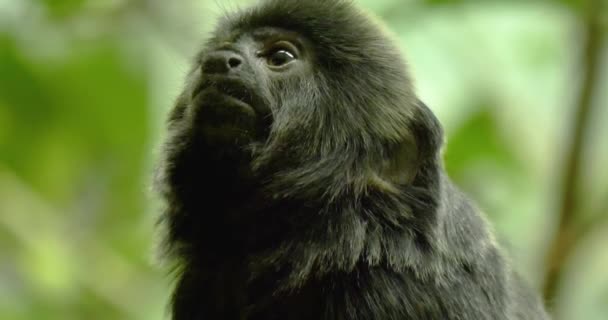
[0,0,606,319]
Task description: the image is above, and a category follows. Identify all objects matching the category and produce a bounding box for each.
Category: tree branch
[542,0,606,305]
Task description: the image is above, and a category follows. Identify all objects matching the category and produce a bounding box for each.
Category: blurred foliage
[0,0,606,319]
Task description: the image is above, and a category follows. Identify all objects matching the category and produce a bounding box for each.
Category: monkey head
[162,0,444,206]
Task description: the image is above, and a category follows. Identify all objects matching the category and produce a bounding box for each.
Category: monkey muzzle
[191,76,268,142]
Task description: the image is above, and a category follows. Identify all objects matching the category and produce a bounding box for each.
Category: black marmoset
[156,0,550,319]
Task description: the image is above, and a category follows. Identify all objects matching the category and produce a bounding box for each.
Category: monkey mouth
[190,77,272,142]
[193,76,270,117]
[194,87,256,127]
[193,77,251,105]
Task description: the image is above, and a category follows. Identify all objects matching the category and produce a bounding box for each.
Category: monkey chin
[193,88,261,146]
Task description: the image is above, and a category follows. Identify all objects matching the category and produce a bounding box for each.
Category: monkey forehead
[215,0,405,70]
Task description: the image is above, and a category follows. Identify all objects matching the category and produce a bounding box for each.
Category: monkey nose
[201,51,243,75]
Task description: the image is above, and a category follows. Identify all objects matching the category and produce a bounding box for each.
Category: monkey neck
[168,131,448,265]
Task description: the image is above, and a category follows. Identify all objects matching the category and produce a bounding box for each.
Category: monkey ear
[378,133,420,185]
[375,100,443,187]
[410,100,444,162]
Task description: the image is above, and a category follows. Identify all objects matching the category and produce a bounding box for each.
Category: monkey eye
[267,50,295,67]
[260,40,299,68]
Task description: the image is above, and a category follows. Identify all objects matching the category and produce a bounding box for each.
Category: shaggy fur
[156,0,549,319]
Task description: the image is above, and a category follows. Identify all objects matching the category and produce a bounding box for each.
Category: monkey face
[186,27,314,147]
[169,0,419,161]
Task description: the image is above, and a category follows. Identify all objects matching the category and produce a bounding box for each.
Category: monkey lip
[193,77,252,104]
[192,76,270,117]
[192,87,259,137]
[196,87,256,117]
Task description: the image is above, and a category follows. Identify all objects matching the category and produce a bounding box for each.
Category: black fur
[156,0,549,319]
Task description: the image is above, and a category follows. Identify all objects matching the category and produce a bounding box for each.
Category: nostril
[202,51,243,75]
[228,57,241,69]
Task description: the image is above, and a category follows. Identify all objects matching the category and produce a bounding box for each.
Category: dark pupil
[269,50,294,66]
